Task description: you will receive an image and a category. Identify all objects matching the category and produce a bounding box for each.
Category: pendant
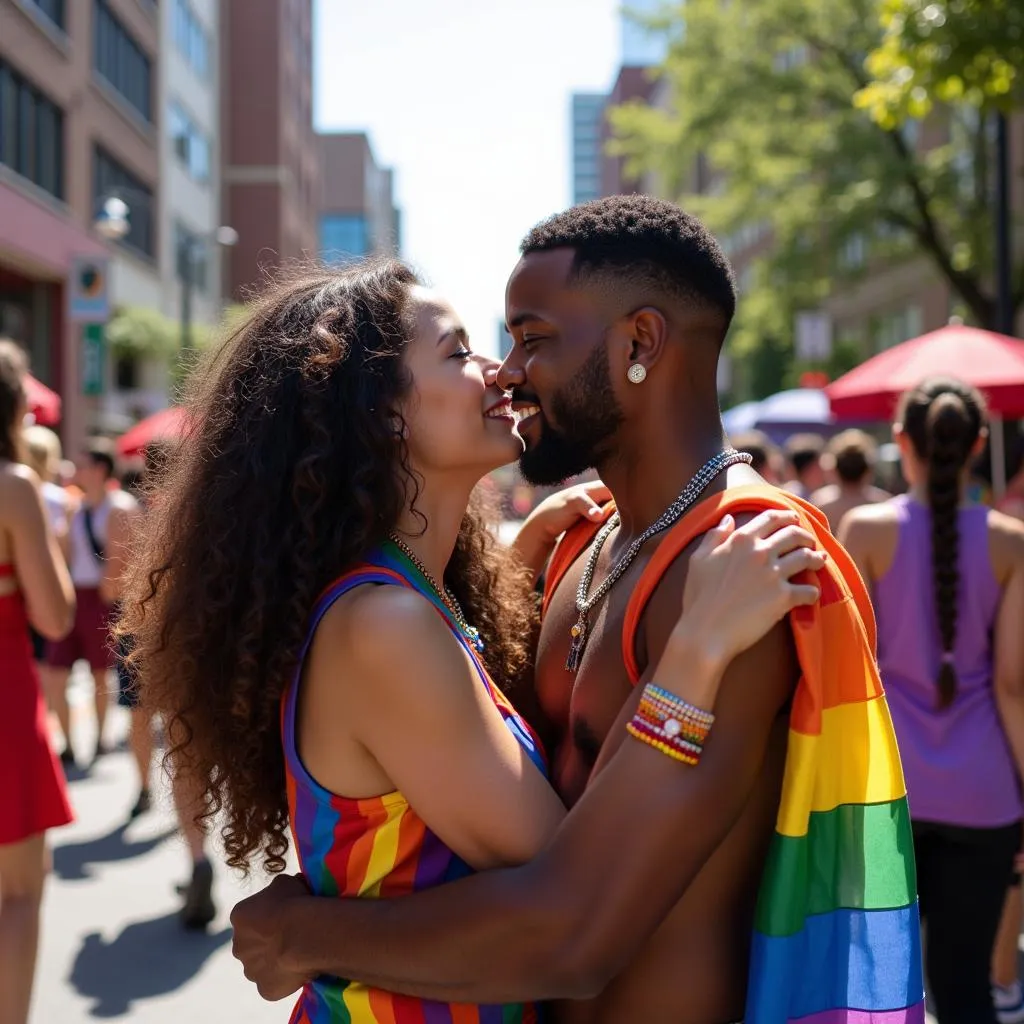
[465,626,485,654]
[565,613,588,673]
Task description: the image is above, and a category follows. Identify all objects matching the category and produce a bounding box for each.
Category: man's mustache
[510,390,542,406]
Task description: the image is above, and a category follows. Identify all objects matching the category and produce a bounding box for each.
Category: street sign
[68,256,111,323]
[82,323,105,396]
[795,311,833,361]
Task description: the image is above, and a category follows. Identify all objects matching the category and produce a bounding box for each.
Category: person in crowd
[810,428,891,530]
[226,199,919,1024]
[115,439,219,928]
[0,340,75,1024]
[119,248,827,1023]
[782,432,826,499]
[729,428,781,483]
[45,439,137,767]
[21,426,72,721]
[840,378,1024,1024]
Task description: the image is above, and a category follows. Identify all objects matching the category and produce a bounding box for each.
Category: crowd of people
[0,194,1023,1024]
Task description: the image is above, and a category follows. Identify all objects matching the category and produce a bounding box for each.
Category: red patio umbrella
[24,374,62,426]
[825,324,1024,495]
[116,405,191,458]
[825,324,1024,420]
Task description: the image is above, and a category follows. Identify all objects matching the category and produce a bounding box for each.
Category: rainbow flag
[547,484,925,1022]
[732,490,925,1023]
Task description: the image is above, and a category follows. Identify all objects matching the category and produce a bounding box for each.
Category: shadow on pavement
[69,911,232,1018]
[52,822,178,881]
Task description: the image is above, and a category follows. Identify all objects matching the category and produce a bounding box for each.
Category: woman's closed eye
[450,344,473,360]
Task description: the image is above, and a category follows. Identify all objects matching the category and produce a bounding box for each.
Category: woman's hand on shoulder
[304,585,565,871]
[666,510,825,672]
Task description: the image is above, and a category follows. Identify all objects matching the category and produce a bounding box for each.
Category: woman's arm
[994,532,1024,781]
[301,585,566,871]
[5,467,74,639]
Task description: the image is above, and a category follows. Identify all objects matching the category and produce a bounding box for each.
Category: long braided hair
[898,378,986,708]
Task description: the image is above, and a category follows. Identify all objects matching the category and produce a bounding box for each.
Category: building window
[320,214,369,263]
[25,0,65,30]
[94,0,152,122]
[175,222,208,293]
[168,100,210,183]
[875,305,923,351]
[93,146,155,257]
[838,232,867,272]
[174,0,210,80]
[0,59,64,199]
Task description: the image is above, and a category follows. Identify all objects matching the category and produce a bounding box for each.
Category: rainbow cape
[545,484,924,1023]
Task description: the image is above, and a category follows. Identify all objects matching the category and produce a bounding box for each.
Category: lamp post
[94,194,237,350]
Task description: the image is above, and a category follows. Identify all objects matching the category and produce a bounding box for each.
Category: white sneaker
[994,981,1024,1024]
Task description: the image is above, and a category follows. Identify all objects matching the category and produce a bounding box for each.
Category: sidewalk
[31,668,285,1023]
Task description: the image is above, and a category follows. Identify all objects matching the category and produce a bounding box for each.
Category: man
[230,197,916,1022]
[781,432,826,499]
[46,439,137,766]
[810,428,891,531]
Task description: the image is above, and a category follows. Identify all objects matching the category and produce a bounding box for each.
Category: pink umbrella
[826,324,1024,494]
[116,406,191,458]
[24,374,61,426]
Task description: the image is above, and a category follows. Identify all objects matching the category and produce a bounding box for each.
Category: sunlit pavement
[31,667,285,1024]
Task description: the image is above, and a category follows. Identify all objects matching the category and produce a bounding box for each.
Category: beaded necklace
[386,536,485,654]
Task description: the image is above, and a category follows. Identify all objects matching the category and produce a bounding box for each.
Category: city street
[31,669,285,1024]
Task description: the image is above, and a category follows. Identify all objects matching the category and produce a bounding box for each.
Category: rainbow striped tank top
[282,543,545,1024]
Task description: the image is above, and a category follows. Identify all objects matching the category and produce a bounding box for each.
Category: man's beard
[518,344,625,486]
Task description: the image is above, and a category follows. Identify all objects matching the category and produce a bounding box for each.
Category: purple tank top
[874,495,1021,827]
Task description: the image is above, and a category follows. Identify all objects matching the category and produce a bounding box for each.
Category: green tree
[611,0,1024,398]
[858,0,1023,123]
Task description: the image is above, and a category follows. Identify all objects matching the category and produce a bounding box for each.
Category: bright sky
[314,0,623,356]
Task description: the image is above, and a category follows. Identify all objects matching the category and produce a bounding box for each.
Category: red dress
[0,564,73,844]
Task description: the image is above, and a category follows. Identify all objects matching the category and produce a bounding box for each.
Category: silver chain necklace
[565,448,752,672]
[387,534,484,653]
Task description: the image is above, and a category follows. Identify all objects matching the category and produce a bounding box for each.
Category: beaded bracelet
[626,683,716,766]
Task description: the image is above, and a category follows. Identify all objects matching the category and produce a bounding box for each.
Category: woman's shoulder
[986,509,1024,581]
[0,461,40,500]
[314,583,459,677]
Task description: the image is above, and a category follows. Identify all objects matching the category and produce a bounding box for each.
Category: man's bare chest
[535,547,658,792]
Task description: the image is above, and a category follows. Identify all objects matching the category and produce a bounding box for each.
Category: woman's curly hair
[117,259,541,875]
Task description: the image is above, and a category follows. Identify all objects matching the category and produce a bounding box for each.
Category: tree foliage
[611,0,1023,399]
[857,0,1024,125]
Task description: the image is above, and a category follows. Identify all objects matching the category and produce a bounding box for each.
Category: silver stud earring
[627,363,647,384]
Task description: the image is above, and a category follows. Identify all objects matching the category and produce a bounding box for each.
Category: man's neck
[596,419,729,541]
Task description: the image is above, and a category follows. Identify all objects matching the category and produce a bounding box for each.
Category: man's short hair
[784,433,825,476]
[827,429,877,484]
[731,430,777,475]
[520,195,737,335]
[84,437,115,479]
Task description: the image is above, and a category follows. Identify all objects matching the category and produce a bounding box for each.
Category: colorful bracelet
[626,683,716,766]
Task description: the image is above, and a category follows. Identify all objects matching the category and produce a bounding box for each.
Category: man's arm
[238,627,796,1003]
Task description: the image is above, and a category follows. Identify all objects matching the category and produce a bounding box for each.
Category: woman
[840,378,1024,1024]
[0,339,75,1024]
[120,261,823,1021]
